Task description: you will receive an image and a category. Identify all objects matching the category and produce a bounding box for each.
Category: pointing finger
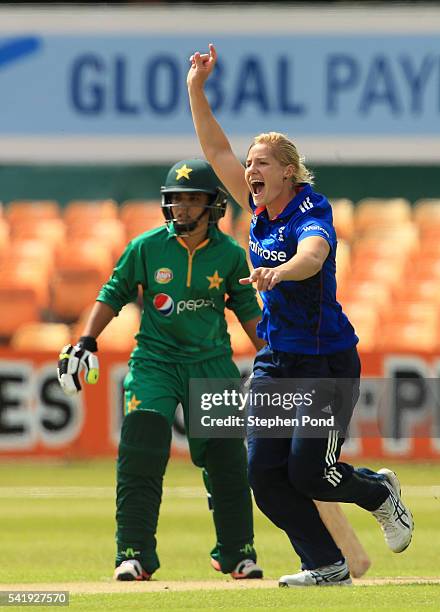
[209,43,217,61]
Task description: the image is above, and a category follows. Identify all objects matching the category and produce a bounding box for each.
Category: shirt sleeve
[225,245,261,323]
[296,216,336,251]
[97,239,146,315]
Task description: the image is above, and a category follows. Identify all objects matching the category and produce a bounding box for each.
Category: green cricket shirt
[97,224,261,362]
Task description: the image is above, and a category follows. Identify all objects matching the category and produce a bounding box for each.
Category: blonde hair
[248,132,314,185]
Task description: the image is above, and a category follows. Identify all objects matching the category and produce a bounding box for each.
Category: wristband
[77,336,98,352]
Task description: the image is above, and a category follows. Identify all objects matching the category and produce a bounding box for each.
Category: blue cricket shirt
[248,183,358,355]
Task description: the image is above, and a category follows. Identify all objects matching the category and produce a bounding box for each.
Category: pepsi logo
[153,293,174,316]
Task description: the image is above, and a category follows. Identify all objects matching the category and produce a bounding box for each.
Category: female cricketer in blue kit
[187,44,414,587]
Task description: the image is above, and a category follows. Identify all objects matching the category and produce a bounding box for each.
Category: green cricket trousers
[115,354,257,575]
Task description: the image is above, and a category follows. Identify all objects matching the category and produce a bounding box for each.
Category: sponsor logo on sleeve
[302,225,330,238]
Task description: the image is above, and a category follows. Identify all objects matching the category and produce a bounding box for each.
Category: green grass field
[1,458,439,610]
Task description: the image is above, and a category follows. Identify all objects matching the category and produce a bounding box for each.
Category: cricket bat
[315,501,371,578]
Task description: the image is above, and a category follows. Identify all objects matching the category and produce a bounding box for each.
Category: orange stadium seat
[413,200,440,242]
[417,238,440,258]
[55,239,113,282]
[382,301,439,327]
[343,301,380,329]
[74,302,140,351]
[342,301,380,351]
[119,199,162,223]
[50,269,105,322]
[330,199,354,241]
[351,233,416,262]
[413,199,440,232]
[379,321,438,352]
[419,227,440,242]
[232,210,252,251]
[124,221,164,241]
[225,310,255,357]
[0,239,53,309]
[349,258,405,290]
[64,199,118,224]
[0,264,50,310]
[6,200,60,225]
[0,217,10,257]
[335,239,351,288]
[338,281,393,311]
[407,257,440,281]
[11,218,66,249]
[66,218,126,261]
[0,287,40,339]
[396,279,440,304]
[120,200,165,238]
[11,322,71,350]
[374,223,419,248]
[7,239,54,270]
[218,205,234,236]
[353,324,378,352]
[233,210,252,235]
[354,198,411,234]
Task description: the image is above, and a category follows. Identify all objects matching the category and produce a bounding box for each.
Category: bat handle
[350,556,371,579]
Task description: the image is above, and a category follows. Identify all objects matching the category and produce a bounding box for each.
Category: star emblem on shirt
[175,164,193,181]
[126,394,141,413]
[207,270,223,290]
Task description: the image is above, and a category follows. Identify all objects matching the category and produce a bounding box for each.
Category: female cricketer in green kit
[57,159,265,581]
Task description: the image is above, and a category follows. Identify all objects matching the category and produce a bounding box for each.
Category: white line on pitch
[0,486,205,499]
[1,485,439,499]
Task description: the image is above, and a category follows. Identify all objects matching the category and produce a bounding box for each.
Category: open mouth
[251,181,265,196]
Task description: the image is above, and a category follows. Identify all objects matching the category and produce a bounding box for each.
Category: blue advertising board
[0,7,439,162]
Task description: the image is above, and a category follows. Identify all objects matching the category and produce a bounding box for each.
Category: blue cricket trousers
[247,344,388,570]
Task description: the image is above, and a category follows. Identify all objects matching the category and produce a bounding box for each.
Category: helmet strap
[173,208,209,236]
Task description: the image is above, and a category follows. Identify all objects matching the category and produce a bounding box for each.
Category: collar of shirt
[254,183,311,222]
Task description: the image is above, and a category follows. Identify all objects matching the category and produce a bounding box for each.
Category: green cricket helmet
[160,158,228,234]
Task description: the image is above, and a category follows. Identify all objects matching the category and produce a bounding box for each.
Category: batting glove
[57,336,100,396]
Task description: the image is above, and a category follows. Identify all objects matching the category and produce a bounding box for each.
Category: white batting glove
[57,336,99,396]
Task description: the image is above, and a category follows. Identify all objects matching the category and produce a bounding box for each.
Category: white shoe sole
[378,467,414,553]
[279,577,352,587]
[114,570,137,581]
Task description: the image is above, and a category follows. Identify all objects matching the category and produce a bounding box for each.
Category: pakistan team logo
[155,267,173,284]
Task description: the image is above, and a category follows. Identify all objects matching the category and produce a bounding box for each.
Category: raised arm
[187,43,251,211]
